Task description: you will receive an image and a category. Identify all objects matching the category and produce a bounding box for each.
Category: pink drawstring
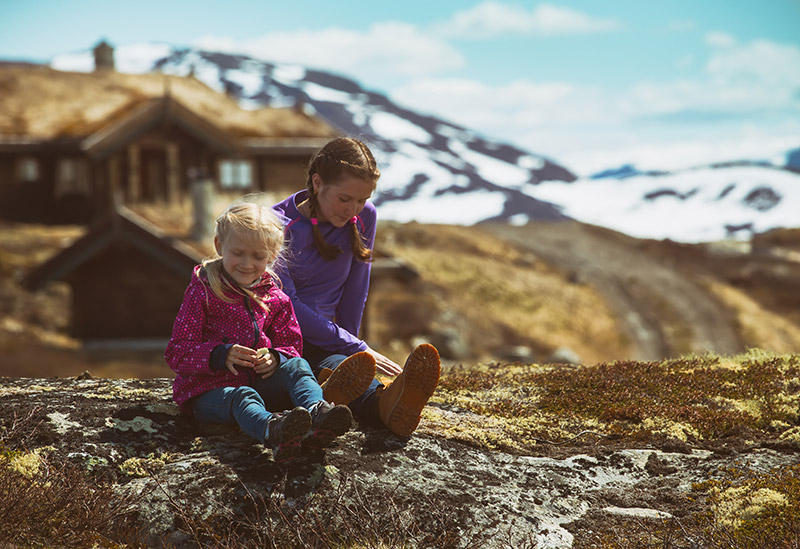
[310,218,318,226]
[350,216,358,224]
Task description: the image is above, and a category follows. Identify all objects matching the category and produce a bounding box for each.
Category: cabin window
[54,157,90,198]
[18,157,40,182]
[219,160,253,189]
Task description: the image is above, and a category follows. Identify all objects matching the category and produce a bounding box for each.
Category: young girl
[165,198,353,463]
[273,137,441,437]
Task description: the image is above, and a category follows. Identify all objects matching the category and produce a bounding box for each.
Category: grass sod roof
[23,206,203,292]
[0,64,336,141]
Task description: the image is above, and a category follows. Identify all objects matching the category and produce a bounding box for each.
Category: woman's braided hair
[306,137,379,262]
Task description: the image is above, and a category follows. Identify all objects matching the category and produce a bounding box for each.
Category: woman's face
[312,173,375,228]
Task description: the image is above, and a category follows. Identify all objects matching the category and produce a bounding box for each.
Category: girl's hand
[366,347,402,377]
[253,350,279,379]
[225,344,258,375]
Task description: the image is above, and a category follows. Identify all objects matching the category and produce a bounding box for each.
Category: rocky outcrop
[1,375,798,548]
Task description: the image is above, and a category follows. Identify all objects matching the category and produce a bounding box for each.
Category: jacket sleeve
[334,212,376,343]
[264,291,304,358]
[276,266,368,355]
[164,282,222,375]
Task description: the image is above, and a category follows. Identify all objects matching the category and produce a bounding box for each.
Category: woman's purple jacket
[272,190,376,356]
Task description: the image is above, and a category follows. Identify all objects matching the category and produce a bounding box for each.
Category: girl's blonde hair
[201,196,284,310]
[306,137,379,262]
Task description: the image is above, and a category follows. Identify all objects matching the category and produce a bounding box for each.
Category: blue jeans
[303,341,383,425]
[192,357,322,442]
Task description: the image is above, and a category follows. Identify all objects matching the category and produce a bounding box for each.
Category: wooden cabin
[23,206,418,347]
[12,44,419,348]
[0,53,336,224]
[24,206,204,344]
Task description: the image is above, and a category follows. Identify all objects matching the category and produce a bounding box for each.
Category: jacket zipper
[244,299,260,349]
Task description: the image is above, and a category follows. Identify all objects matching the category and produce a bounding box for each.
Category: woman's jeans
[303,340,382,425]
[192,357,322,443]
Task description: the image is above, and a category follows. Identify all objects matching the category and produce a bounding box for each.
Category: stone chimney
[190,175,215,242]
[93,40,115,72]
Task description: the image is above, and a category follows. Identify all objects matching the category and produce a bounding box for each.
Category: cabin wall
[1,137,320,225]
[258,156,309,196]
[66,242,192,339]
[0,151,89,223]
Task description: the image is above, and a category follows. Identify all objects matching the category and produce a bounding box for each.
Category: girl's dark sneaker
[304,401,353,450]
[266,406,312,464]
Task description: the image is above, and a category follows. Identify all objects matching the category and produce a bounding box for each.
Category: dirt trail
[483,222,743,361]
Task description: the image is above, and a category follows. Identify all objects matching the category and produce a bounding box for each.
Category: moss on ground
[425,350,800,452]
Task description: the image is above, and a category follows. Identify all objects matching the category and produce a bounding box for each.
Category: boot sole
[383,344,441,437]
[305,405,353,450]
[322,352,377,405]
[272,407,312,464]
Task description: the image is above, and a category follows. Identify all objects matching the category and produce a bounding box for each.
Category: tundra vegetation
[1,217,799,547]
[1,350,799,547]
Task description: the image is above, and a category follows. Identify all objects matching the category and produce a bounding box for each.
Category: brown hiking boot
[320,351,377,405]
[377,343,441,437]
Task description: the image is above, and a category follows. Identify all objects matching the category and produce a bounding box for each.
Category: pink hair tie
[350,216,358,224]
[310,218,319,226]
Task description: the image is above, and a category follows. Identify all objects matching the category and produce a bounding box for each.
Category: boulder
[0,375,796,548]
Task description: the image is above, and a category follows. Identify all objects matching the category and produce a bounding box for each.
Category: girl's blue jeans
[303,340,382,425]
[192,356,322,443]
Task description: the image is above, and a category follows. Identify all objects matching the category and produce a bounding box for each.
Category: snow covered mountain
[51,44,800,242]
[533,163,800,243]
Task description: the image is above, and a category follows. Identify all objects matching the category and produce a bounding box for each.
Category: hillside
[3,211,800,377]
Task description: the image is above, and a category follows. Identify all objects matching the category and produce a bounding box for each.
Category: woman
[273,137,440,437]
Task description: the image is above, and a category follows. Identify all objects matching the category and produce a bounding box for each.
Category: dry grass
[376,222,633,363]
[0,221,82,345]
[159,474,527,549]
[3,209,800,374]
[0,408,144,547]
[705,277,800,353]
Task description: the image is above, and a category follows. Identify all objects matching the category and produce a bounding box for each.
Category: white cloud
[621,38,800,116]
[391,77,609,132]
[435,1,621,39]
[558,130,800,176]
[193,22,464,79]
[390,34,800,173]
[706,39,800,90]
[705,31,736,48]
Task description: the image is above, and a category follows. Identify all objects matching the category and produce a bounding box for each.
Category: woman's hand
[253,351,279,379]
[224,344,258,375]
[366,347,402,376]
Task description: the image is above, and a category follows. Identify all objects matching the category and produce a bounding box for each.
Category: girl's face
[312,173,375,228]
[215,229,273,287]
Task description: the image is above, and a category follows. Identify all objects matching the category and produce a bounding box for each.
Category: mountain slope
[533,163,800,242]
[52,46,574,225]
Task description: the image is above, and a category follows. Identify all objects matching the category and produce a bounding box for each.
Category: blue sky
[2,1,799,173]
